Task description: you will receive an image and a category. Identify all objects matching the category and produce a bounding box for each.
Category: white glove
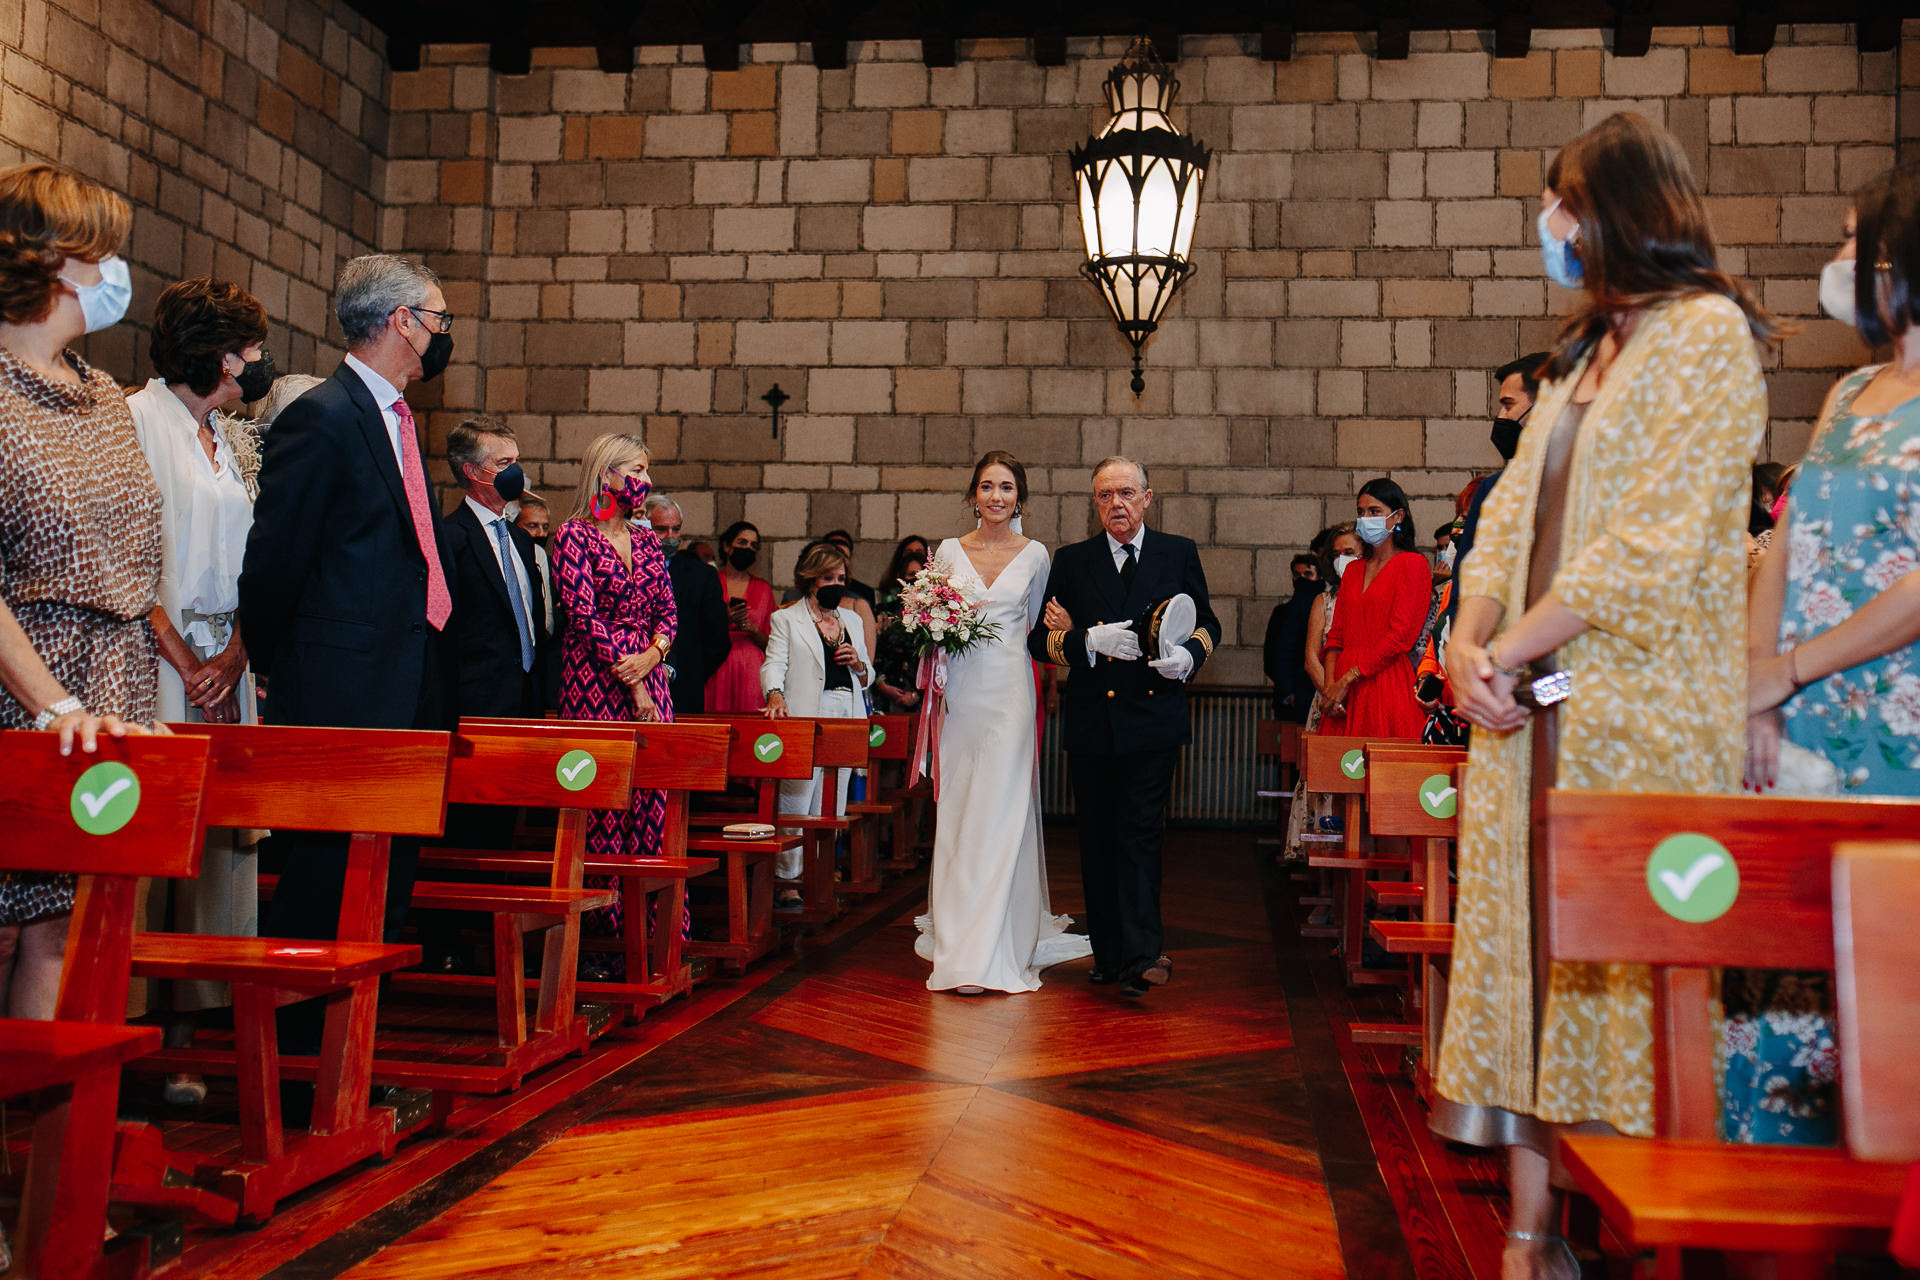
[1149,647,1195,682]
[1086,621,1142,663]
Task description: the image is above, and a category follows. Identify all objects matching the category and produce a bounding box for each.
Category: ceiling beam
[1147,22,1180,63]
[1732,0,1777,55]
[702,37,739,71]
[1857,8,1898,52]
[1033,26,1067,66]
[1260,11,1294,62]
[921,30,956,67]
[595,40,634,74]
[1613,0,1653,58]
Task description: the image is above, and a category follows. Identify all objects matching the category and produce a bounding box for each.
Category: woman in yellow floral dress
[1435,114,1781,1280]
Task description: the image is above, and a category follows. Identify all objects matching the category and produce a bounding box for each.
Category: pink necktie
[391,399,451,630]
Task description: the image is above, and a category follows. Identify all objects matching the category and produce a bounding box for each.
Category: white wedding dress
[916,537,1093,992]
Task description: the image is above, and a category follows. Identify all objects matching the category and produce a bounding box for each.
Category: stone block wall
[0,0,387,379]
[383,25,1908,684]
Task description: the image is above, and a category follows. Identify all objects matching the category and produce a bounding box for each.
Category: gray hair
[1092,455,1149,490]
[335,254,440,347]
[643,493,682,520]
[446,416,514,488]
[255,373,324,430]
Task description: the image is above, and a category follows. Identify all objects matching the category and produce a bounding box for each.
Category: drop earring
[591,481,618,521]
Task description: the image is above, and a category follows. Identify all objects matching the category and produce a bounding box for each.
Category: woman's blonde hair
[793,542,850,594]
[566,431,649,523]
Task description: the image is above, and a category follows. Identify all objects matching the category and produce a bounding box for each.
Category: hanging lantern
[1069,37,1211,396]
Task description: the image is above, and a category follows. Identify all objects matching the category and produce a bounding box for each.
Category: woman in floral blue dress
[1745,166,1920,1144]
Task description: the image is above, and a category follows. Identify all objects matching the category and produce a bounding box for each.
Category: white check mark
[1343,759,1363,776]
[78,777,132,818]
[755,741,778,758]
[561,759,592,782]
[1423,786,1457,808]
[1658,853,1726,903]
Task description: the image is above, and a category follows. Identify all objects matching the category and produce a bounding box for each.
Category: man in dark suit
[1028,456,1221,999]
[238,253,460,1055]
[442,417,546,722]
[644,494,730,714]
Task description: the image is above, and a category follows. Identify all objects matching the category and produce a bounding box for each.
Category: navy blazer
[664,551,730,715]
[1027,528,1222,755]
[442,500,548,719]
[238,362,458,729]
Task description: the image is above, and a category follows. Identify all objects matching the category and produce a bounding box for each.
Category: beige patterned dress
[1432,295,1766,1140]
[0,347,164,924]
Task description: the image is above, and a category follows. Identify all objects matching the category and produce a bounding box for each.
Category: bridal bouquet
[895,565,1000,658]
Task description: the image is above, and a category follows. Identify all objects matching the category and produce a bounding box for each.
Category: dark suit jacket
[442,500,548,719]
[238,361,458,730]
[1027,528,1222,755]
[1265,588,1320,723]
[665,550,730,715]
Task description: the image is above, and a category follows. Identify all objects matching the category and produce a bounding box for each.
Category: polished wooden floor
[40,828,1517,1279]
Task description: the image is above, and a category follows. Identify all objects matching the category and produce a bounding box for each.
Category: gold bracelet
[1486,641,1528,681]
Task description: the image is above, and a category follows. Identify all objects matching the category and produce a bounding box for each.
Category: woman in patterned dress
[0,163,163,1027]
[552,432,677,978]
[1741,167,1920,1145]
[1436,115,1780,1280]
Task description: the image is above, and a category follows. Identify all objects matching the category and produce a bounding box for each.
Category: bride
[915,451,1093,994]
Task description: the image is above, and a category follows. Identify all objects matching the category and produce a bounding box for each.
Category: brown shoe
[1142,955,1173,986]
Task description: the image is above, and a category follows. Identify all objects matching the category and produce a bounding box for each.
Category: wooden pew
[691,715,874,925]
[130,725,447,1223]
[1547,792,1920,1277]
[847,712,913,883]
[1,732,209,1280]
[1254,719,1300,852]
[678,716,818,972]
[1300,732,1380,954]
[413,719,730,1025]
[1832,842,1920,1163]
[867,711,929,873]
[1354,748,1465,1091]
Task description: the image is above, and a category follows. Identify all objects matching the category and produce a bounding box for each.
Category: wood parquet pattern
[341,836,1352,1280]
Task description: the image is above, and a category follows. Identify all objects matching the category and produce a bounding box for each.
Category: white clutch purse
[1773,740,1843,797]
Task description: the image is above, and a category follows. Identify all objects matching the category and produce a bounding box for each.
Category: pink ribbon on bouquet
[911,650,950,800]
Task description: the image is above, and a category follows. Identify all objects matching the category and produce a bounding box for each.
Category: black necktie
[1119,542,1137,589]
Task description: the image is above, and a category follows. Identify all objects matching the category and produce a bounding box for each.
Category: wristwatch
[33,696,84,732]
[652,635,672,656]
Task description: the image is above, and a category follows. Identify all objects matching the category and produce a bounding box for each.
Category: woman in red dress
[706,520,775,712]
[1319,476,1430,739]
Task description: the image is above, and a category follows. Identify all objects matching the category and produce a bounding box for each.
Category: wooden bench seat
[1557,1139,1907,1257]
[0,1022,162,1101]
[130,934,421,986]
[1366,881,1454,908]
[419,850,720,879]
[1368,921,1454,954]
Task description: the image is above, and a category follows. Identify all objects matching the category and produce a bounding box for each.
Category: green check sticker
[1417,773,1457,820]
[753,733,785,763]
[869,725,887,748]
[71,762,140,835]
[1340,749,1366,780]
[1646,833,1739,923]
[555,749,598,791]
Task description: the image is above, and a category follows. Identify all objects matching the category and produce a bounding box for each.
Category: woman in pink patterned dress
[551,432,676,978]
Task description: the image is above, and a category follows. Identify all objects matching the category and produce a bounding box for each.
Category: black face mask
[415,328,453,381]
[487,461,525,502]
[1491,416,1524,461]
[1292,575,1317,594]
[816,584,847,610]
[235,350,276,402]
[728,546,757,571]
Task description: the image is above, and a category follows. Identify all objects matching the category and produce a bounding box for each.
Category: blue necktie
[492,519,535,672]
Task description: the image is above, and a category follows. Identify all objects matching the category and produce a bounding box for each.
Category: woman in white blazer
[762,543,874,908]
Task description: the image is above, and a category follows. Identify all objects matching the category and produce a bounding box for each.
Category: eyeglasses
[399,305,453,334]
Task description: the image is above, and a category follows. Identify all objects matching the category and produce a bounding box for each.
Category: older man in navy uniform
[1028,456,1220,999]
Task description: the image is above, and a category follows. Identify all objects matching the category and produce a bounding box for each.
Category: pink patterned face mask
[1770,490,1790,524]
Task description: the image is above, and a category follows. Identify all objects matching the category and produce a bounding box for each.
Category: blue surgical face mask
[1355,515,1393,546]
[1820,258,1857,327]
[1537,200,1584,289]
[60,254,131,333]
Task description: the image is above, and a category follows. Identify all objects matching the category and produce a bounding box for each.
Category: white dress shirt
[343,353,405,469]
[1106,527,1146,574]
[465,495,537,640]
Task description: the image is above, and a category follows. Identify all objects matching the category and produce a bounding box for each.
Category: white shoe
[954,985,986,996]
[164,1074,208,1107]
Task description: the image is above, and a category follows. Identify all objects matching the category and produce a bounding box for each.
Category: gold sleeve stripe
[1046,630,1068,666]
[1193,629,1215,661]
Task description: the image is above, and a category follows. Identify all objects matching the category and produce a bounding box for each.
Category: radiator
[1039,686,1283,830]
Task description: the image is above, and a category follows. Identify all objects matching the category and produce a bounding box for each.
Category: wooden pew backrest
[1365,747,1467,838]
[0,732,210,878]
[866,714,912,762]
[1545,790,1920,971]
[450,722,637,809]
[1302,733,1375,794]
[167,723,452,836]
[632,722,732,792]
[683,714,819,781]
[1832,841,1920,1163]
[802,718,871,770]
